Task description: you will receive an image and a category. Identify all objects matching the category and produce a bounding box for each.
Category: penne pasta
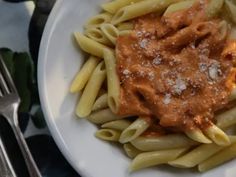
[169,144,223,168]
[111,0,180,24]
[101,24,119,45]
[169,136,236,168]
[203,124,230,146]
[70,56,100,93]
[123,143,142,158]
[88,108,127,124]
[71,0,236,173]
[185,128,212,144]
[198,142,236,172]
[131,134,198,151]
[103,49,120,113]
[218,20,229,41]
[206,0,224,19]
[119,30,132,36]
[224,0,236,24]
[119,117,150,143]
[130,147,188,171]
[117,22,134,31]
[84,28,112,46]
[161,21,215,49]
[74,32,111,58]
[216,107,236,129]
[76,61,106,117]
[164,0,195,16]
[85,13,112,29]
[101,0,143,14]
[95,128,121,141]
[102,119,131,131]
[92,93,108,111]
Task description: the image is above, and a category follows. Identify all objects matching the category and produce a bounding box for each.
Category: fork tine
[0,72,9,95]
[0,56,17,94]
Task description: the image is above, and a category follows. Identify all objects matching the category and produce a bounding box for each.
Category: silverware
[0,137,16,177]
[0,56,41,177]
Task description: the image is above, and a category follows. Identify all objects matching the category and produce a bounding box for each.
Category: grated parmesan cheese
[153,56,162,65]
[208,62,221,81]
[163,93,171,105]
[123,69,131,78]
[199,63,207,72]
[148,72,155,81]
[139,39,148,49]
[173,77,187,95]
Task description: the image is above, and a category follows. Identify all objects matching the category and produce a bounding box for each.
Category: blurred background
[0,0,80,176]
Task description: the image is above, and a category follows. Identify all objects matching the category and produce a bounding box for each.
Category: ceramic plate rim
[37,1,236,177]
[37,0,81,175]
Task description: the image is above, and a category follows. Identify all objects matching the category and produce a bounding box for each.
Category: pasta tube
[102,119,131,131]
[92,93,108,111]
[131,134,198,151]
[101,24,119,45]
[95,129,121,141]
[169,136,236,168]
[74,32,111,58]
[85,13,112,29]
[206,0,224,18]
[216,107,236,129]
[164,0,195,16]
[119,30,132,36]
[117,22,134,31]
[185,128,212,144]
[198,142,236,172]
[84,28,112,46]
[103,49,120,113]
[101,0,143,14]
[88,108,127,124]
[119,117,150,143]
[123,143,142,158]
[204,124,230,146]
[70,56,100,93]
[130,147,188,171]
[76,61,106,117]
[111,0,180,24]
[225,0,236,24]
[218,20,229,41]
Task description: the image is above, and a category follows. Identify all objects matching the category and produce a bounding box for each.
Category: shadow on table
[0,0,81,176]
[0,116,80,177]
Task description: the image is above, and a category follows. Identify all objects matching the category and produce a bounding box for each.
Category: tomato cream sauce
[116,0,236,132]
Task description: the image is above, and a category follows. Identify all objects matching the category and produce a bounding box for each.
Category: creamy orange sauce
[116,0,236,132]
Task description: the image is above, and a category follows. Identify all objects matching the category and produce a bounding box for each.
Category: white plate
[38,0,236,177]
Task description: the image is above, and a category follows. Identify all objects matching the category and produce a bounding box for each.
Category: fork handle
[0,138,16,177]
[12,124,42,177]
[8,108,42,177]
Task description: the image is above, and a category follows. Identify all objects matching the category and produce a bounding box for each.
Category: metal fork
[0,137,16,177]
[0,56,41,177]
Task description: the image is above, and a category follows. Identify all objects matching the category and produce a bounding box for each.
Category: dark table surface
[0,0,81,176]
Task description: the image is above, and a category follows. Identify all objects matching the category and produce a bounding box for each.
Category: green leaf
[0,48,15,76]
[13,52,33,113]
[0,49,39,114]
